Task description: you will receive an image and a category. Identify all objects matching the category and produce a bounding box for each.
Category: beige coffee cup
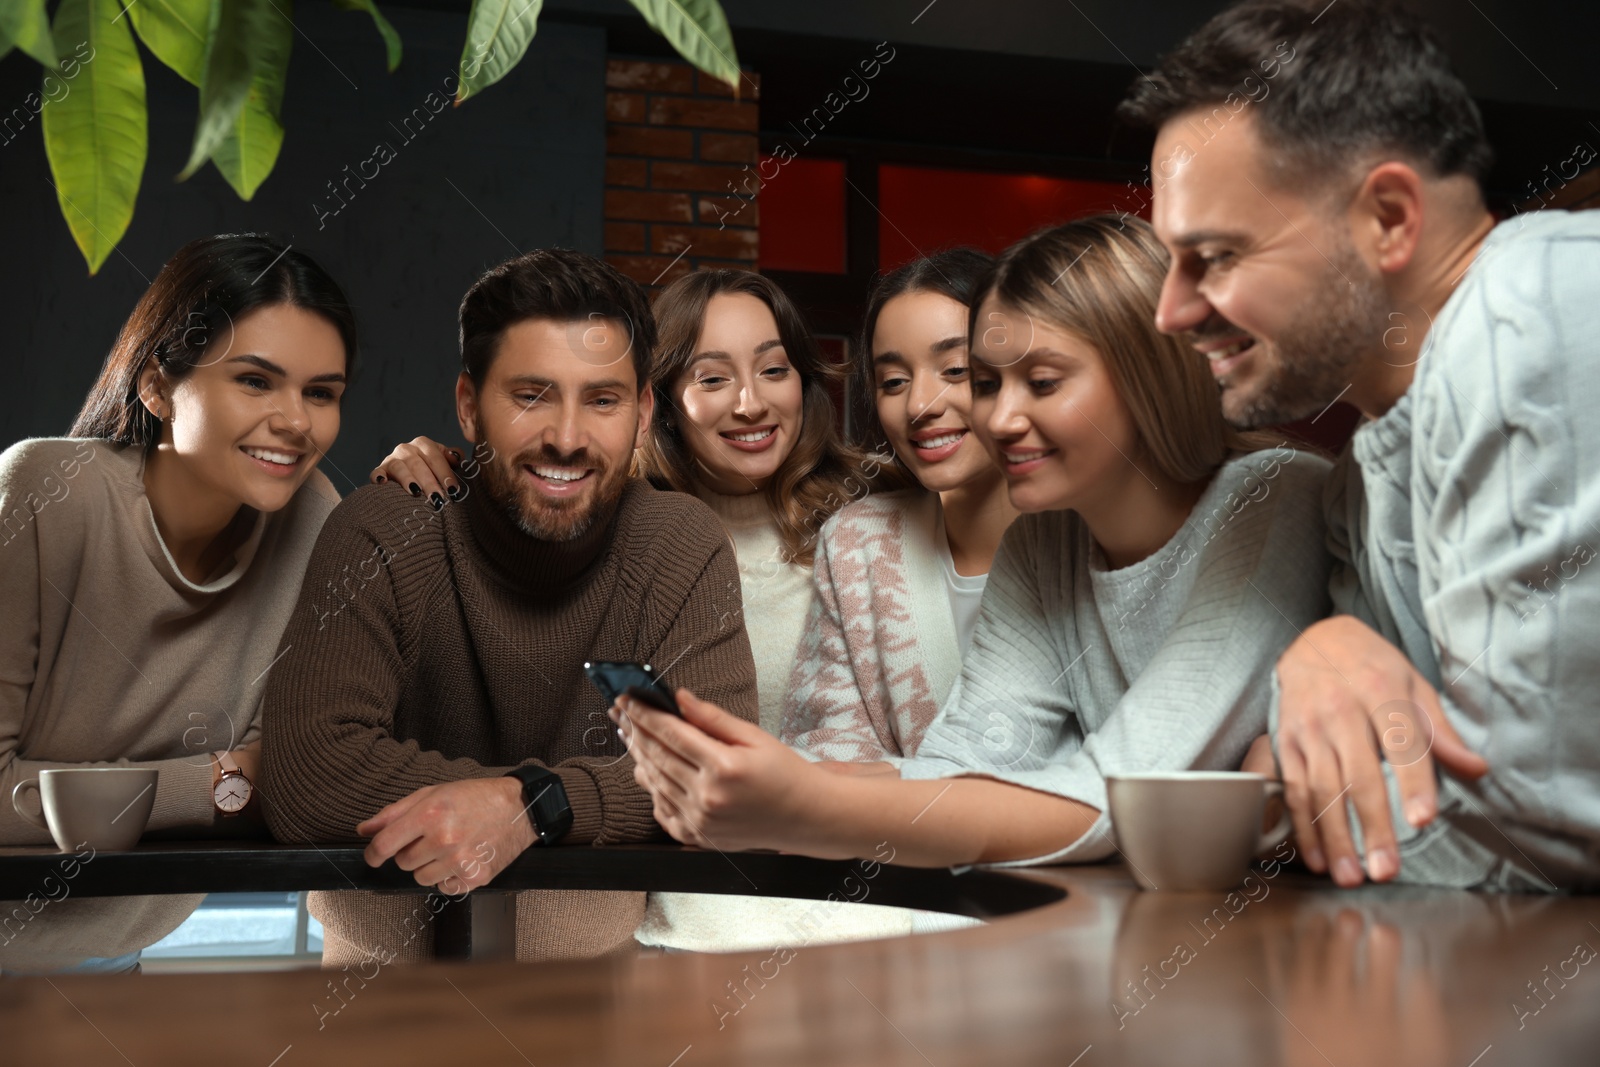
[1106,771,1292,891]
[11,768,158,852]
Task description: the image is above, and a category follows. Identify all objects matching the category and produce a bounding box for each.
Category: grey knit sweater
[1296,211,1600,893]
[902,448,1332,864]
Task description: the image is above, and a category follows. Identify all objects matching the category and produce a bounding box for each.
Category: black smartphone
[583,661,682,717]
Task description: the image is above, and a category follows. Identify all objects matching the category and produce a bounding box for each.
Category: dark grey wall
[554,0,1600,111]
[0,4,604,488]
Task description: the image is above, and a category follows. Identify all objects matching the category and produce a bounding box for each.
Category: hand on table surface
[1274,615,1488,888]
[358,778,535,892]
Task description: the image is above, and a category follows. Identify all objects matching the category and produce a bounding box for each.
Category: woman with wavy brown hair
[631,268,911,953]
[638,268,894,731]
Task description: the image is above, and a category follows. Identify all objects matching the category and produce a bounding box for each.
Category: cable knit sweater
[261,476,758,964]
[903,449,1332,866]
[1295,211,1600,892]
[782,489,965,762]
[0,438,337,972]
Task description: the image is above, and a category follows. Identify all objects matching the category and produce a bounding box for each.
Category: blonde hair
[971,215,1276,484]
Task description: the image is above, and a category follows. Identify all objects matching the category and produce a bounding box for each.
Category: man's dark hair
[458,248,656,386]
[1119,0,1492,189]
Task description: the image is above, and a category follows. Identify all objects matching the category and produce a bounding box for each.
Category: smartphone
[583,661,682,717]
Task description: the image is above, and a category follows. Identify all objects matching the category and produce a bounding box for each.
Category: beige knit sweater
[261,477,759,965]
[0,438,338,971]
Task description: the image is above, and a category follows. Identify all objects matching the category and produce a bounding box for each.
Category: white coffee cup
[1106,771,1292,891]
[11,767,158,852]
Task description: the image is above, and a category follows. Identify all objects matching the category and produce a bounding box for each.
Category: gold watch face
[214,773,252,813]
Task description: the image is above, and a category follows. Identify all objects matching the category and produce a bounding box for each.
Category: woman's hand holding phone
[610,687,857,858]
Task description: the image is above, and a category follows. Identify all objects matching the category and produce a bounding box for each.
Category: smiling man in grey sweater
[1122,0,1600,892]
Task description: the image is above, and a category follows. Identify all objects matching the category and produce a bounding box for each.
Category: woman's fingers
[371,438,465,509]
[373,450,445,508]
[632,750,705,845]
[617,698,715,773]
[410,437,465,500]
[626,708,702,794]
[677,688,769,746]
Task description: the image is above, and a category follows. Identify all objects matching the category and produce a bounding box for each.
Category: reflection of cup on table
[1107,772,1291,891]
[11,768,158,852]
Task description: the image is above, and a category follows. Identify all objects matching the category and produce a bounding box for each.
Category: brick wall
[604,59,760,291]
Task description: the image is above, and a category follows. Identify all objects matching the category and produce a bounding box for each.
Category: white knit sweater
[694,487,814,735]
[635,486,916,950]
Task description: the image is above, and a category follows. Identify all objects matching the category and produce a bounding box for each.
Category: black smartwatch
[504,766,574,845]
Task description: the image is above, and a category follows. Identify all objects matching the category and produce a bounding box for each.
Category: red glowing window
[757,156,847,274]
[876,165,1143,271]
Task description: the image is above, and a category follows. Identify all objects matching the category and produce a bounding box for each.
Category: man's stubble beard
[474,416,631,542]
[1223,241,1389,429]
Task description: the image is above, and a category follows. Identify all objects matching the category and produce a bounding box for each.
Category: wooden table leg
[428,891,517,962]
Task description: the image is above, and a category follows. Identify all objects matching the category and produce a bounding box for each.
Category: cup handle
[11,779,48,831]
[1257,781,1293,854]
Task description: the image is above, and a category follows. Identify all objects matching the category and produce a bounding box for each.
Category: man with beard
[262,249,757,962]
[1121,0,1600,891]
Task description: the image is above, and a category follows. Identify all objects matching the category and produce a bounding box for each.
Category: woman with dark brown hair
[782,247,1018,767]
[0,234,355,975]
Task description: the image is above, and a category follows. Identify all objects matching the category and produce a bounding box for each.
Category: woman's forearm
[806,773,1100,867]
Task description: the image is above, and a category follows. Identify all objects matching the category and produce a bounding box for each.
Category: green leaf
[0,0,58,68]
[179,0,275,181]
[455,0,542,105]
[624,0,739,91]
[42,0,148,275]
[211,0,291,199]
[332,0,402,73]
[128,0,211,86]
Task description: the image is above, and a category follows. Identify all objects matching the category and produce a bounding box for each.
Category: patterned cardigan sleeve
[780,511,905,762]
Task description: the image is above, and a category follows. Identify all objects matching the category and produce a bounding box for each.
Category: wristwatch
[211,750,254,817]
[503,766,573,845]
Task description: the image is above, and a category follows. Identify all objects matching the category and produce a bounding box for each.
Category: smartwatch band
[504,766,573,845]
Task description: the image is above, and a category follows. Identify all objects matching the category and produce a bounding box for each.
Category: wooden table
[3,845,1598,1066]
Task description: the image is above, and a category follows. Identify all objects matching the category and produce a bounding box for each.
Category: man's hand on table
[358,778,537,892]
[1274,615,1488,888]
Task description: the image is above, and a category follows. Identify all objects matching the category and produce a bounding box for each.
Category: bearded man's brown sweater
[261,475,757,963]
